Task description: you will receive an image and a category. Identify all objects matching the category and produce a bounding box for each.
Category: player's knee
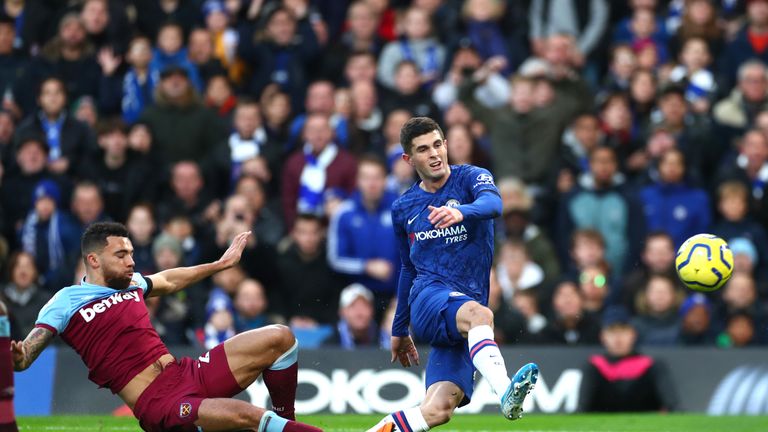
[465,302,493,326]
[422,399,454,426]
[267,324,295,353]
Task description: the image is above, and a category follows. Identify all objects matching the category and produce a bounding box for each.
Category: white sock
[366,408,429,432]
[468,325,511,398]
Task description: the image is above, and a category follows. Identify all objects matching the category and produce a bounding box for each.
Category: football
[675,234,734,292]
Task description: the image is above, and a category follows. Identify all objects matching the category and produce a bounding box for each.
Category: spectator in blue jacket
[639,148,711,248]
[327,155,399,317]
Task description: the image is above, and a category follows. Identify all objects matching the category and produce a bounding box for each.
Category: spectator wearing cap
[148,22,204,92]
[325,283,383,349]
[138,62,226,170]
[727,237,768,299]
[497,177,560,291]
[15,76,96,177]
[678,293,718,345]
[1,134,71,247]
[327,156,399,318]
[578,305,679,412]
[18,179,79,291]
[237,5,321,111]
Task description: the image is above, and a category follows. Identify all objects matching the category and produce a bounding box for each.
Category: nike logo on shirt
[407,215,419,225]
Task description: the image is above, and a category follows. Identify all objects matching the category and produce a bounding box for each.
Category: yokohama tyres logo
[412,225,467,241]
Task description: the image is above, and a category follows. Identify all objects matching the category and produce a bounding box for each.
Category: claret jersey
[35,273,169,393]
[392,165,498,306]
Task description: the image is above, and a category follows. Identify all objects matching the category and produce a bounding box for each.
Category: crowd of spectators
[1,0,767,351]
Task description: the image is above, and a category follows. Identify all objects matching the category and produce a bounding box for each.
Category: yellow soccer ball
[675,234,734,292]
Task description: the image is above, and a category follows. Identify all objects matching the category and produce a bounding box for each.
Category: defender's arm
[147,231,250,297]
[11,327,54,371]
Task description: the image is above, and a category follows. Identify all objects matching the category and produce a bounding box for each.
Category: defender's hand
[391,335,419,367]
[10,341,26,371]
[217,231,251,269]
[428,205,464,229]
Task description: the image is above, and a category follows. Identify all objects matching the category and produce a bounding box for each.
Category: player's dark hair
[400,117,444,155]
[81,222,129,257]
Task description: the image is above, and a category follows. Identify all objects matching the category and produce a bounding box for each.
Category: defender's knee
[421,400,454,427]
[267,324,296,354]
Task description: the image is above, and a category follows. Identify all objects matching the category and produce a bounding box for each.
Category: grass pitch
[17,414,768,432]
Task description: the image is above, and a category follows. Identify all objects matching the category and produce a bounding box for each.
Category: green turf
[17,414,768,432]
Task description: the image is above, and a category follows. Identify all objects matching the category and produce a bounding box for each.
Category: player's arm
[146,231,250,297]
[428,191,502,229]
[11,327,54,371]
[391,213,419,367]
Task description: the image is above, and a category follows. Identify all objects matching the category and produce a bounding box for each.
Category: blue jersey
[391,165,499,335]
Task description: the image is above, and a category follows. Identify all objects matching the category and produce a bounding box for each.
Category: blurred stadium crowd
[1,0,767,350]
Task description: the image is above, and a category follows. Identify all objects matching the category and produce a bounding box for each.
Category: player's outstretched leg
[366,382,463,432]
[457,301,538,420]
[195,398,322,432]
[221,325,299,420]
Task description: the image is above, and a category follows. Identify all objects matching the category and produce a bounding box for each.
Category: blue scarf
[39,112,65,161]
[122,69,157,124]
[21,210,64,274]
[298,143,338,215]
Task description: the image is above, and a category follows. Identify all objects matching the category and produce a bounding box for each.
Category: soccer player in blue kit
[367,117,539,432]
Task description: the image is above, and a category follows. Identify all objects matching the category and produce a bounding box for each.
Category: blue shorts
[410,283,475,406]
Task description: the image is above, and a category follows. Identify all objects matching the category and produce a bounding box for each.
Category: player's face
[404,130,448,183]
[95,236,135,290]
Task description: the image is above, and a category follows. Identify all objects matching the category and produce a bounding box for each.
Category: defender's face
[404,130,448,182]
[93,236,135,290]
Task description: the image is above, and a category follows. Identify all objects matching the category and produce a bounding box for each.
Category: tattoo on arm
[18,328,53,370]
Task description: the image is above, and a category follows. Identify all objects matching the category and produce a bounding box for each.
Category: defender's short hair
[81,222,129,257]
[399,117,444,155]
